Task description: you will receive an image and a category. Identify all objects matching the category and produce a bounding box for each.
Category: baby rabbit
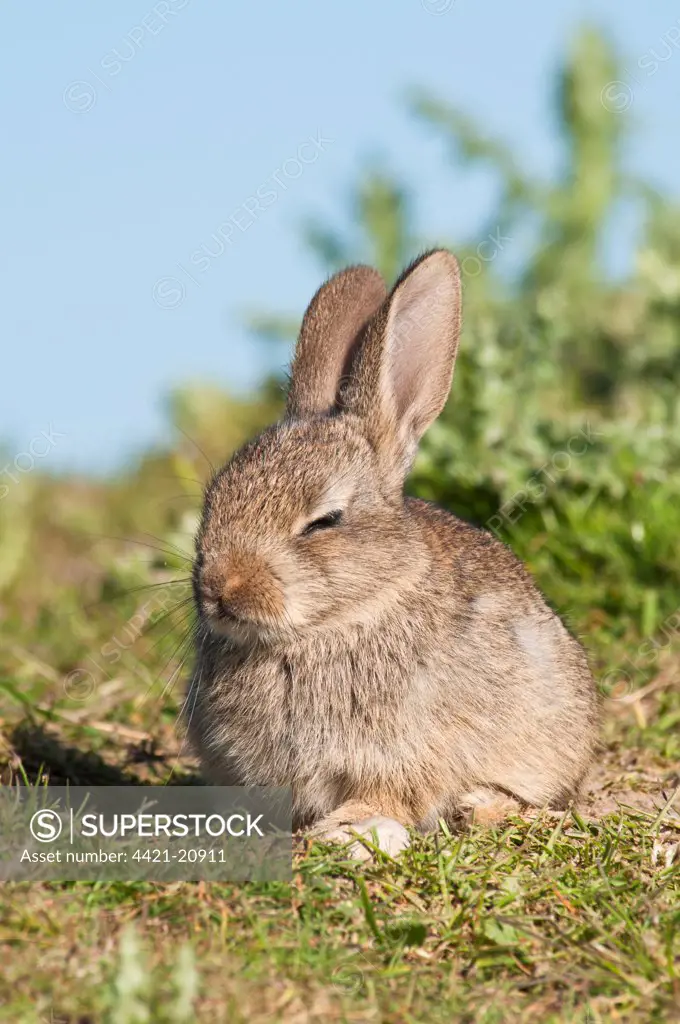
[188,249,599,856]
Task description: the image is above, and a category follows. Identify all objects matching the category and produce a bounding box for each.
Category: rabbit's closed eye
[301,509,344,536]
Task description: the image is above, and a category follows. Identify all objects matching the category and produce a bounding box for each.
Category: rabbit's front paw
[323,816,410,860]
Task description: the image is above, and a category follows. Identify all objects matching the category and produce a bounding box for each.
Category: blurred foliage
[1,26,679,760]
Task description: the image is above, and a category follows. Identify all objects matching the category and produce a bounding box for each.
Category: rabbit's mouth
[201,596,244,627]
[199,594,272,644]
[200,593,302,647]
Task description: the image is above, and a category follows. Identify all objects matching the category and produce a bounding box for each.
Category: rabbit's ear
[344,249,462,473]
[286,265,387,417]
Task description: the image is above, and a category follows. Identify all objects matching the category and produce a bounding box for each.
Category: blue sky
[2,0,679,471]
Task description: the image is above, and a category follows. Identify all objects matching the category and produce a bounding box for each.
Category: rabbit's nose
[201,566,243,613]
[223,572,243,594]
[218,573,243,609]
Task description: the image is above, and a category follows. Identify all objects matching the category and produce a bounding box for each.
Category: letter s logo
[29,809,63,842]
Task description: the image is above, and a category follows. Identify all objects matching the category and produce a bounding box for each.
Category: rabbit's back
[404,498,599,803]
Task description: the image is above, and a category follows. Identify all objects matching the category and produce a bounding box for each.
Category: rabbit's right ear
[341,249,462,479]
[286,265,387,417]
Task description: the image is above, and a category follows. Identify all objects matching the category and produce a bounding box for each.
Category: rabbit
[187,248,600,857]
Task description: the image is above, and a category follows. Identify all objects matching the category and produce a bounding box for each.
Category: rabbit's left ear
[343,249,462,473]
[286,265,387,417]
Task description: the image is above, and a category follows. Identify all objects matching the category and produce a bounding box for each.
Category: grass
[0,799,678,1021]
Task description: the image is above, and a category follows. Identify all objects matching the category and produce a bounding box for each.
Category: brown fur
[187,250,600,837]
